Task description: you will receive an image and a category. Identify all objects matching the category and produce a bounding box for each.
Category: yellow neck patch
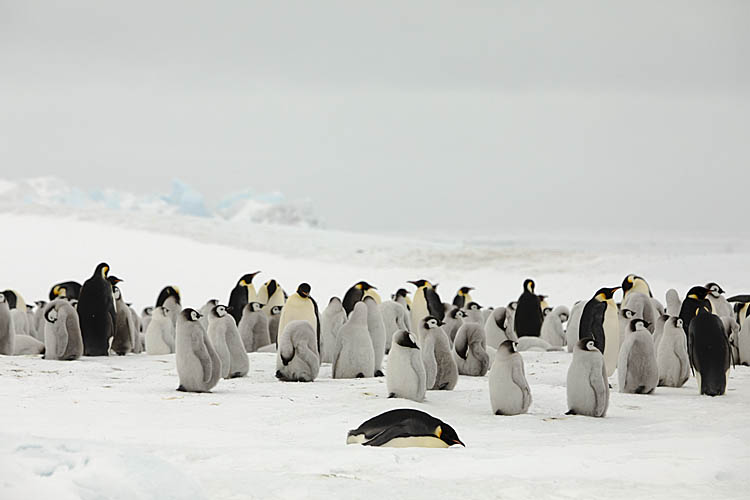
[434,426,442,438]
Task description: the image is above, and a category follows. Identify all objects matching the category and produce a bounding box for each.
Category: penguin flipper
[424,288,444,321]
[191,335,213,384]
[589,365,607,416]
[454,333,468,360]
[362,425,412,447]
[511,362,531,410]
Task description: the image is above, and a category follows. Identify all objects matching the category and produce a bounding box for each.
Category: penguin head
[594,287,620,302]
[523,279,535,293]
[238,272,261,287]
[296,283,312,298]
[70,299,79,309]
[35,300,47,308]
[354,281,376,291]
[182,308,202,322]
[107,275,123,287]
[542,306,553,317]
[705,282,725,298]
[142,306,154,316]
[686,286,709,301]
[435,421,465,447]
[408,280,433,289]
[629,318,650,332]
[577,337,597,352]
[394,330,419,349]
[558,311,569,322]
[457,286,474,296]
[449,307,465,320]
[498,339,518,354]
[422,316,443,330]
[392,288,410,300]
[271,305,283,316]
[466,302,481,311]
[621,308,636,320]
[507,301,518,311]
[246,301,263,313]
[52,285,61,297]
[45,305,58,323]
[112,286,122,300]
[622,274,640,293]
[211,304,229,318]
[95,262,110,278]
[157,286,181,307]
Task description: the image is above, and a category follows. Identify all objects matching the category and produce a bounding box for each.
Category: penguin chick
[489,340,532,415]
[621,292,659,333]
[111,285,134,356]
[207,304,249,379]
[516,336,561,352]
[208,305,232,378]
[418,316,458,391]
[156,286,181,328]
[145,306,175,355]
[656,317,690,387]
[268,305,283,344]
[320,297,347,363]
[379,299,409,354]
[364,296,386,376]
[14,335,45,355]
[484,307,515,350]
[565,301,585,353]
[443,306,467,344]
[0,293,15,355]
[238,302,270,353]
[43,300,83,360]
[463,301,484,325]
[141,306,154,333]
[386,330,427,401]
[175,309,222,393]
[665,289,682,317]
[332,301,374,379]
[540,305,570,348]
[198,299,219,329]
[566,338,609,417]
[275,320,320,382]
[618,319,658,394]
[453,323,490,376]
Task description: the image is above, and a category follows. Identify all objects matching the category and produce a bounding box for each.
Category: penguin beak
[453,439,465,447]
[225,306,234,312]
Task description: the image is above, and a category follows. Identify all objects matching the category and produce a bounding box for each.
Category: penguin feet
[495,410,503,416]
[275,370,287,380]
[356,373,365,378]
[374,370,384,377]
[388,393,396,398]
[176,385,186,392]
[565,410,576,416]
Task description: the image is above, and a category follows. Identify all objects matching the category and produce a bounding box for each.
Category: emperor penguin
[442,306,467,343]
[3,290,30,337]
[175,309,222,392]
[26,304,41,341]
[363,296,386,376]
[505,301,518,338]
[49,281,82,301]
[141,306,154,333]
[485,307,515,350]
[622,274,652,301]
[128,304,144,354]
[418,316,458,390]
[228,272,261,324]
[342,281,380,315]
[514,279,543,337]
[489,340,532,415]
[207,304,249,378]
[408,280,444,329]
[277,283,320,350]
[689,306,732,396]
[32,300,47,338]
[346,409,464,448]
[540,305,570,348]
[42,300,83,360]
[579,286,621,377]
[656,317,690,387]
[618,319,658,394]
[721,316,740,364]
[379,299,409,353]
[653,314,669,351]
[257,279,285,317]
[463,301,484,325]
[332,302,374,379]
[320,297,347,363]
[145,306,175,355]
[14,335,45,355]
[0,292,16,355]
[679,286,711,342]
[77,263,117,356]
[156,286,182,328]
[705,282,733,318]
[727,295,750,328]
[618,308,638,346]
[565,301,585,352]
[111,285,134,356]
[268,305,283,344]
[736,313,750,365]
[621,292,658,333]
[238,302,270,352]
[275,320,321,382]
[392,288,412,314]
[452,286,474,309]
[198,299,218,329]
[665,289,682,317]
[566,338,609,417]
[453,322,490,376]
[386,330,427,401]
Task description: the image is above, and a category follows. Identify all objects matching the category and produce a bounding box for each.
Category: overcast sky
[1,1,748,233]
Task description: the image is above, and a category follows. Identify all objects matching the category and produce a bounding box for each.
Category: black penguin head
[45,305,58,323]
[435,421,465,447]
[686,286,709,301]
[296,283,312,298]
[143,306,154,316]
[1,290,17,309]
[355,281,376,291]
[393,288,410,299]
[448,307,462,319]
[422,316,443,330]
[271,305,282,316]
[543,306,553,317]
[408,279,432,289]
[328,296,341,304]
[182,308,201,322]
[458,286,474,296]
[669,317,682,329]
[107,275,123,286]
[395,330,419,349]
[705,282,725,298]
[95,262,110,279]
[523,279,535,293]
[26,304,33,312]
[35,300,47,308]
[238,272,261,287]
[622,274,644,293]
[621,308,636,320]
[466,302,481,311]
[211,304,228,318]
[594,287,620,301]
[247,301,263,313]
[629,318,650,332]
[498,339,517,353]
[112,286,121,300]
[264,279,278,297]
[157,286,181,306]
[577,337,597,352]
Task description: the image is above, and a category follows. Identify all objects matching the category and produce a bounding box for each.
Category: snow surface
[1,210,749,499]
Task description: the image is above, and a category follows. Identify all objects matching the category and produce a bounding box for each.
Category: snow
[1,209,749,499]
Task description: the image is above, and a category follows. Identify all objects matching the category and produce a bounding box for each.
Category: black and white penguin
[579,286,621,377]
[452,286,474,309]
[705,282,732,318]
[257,279,285,317]
[727,295,750,329]
[342,281,379,316]
[175,309,222,393]
[42,300,83,361]
[408,279,444,328]
[514,279,543,337]
[622,274,652,301]
[48,281,82,301]
[346,409,464,448]
[77,263,117,356]
[679,286,711,342]
[392,288,412,312]
[228,272,261,324]
[689,306,732,396]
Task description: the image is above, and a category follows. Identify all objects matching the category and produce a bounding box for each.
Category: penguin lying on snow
[347,409,464,448]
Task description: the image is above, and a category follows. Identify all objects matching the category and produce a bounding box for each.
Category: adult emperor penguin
[656,317,690,387]
[689,306,732,396]
[156,286,181,327]
[705,282,733,318]
[257,279,286,317]
[565,301,586,353]
[175,309,222,392]
[342,281,379,315]
[728,295,750,328]
[540,305,570,348]
[408,280,444,329]
[618,319,658,394]
[277,283,320,350]
[418,316,458,390]
[514,279,543,337]
[276,320,321,382]
[42,300,83,360]
[679,286,711,342]
[238,302,270,352]
[145,306,175,355]
[622,274,652,301]
[207,304,249,378]
[579,286,621,377]
[0,293,15,355]
[111,285,134,355]
[332,301,374,379]
[48,281,82,301]
[379,299,409,354]
[268,305,283,344]
[320,297,346,363]
[77,263,117,356]
[452,287,474,308]
[453,323,490,376]
[228,272,261,324]
[363,296,386,376]
[346,409,464,448]
[443,306,467,343]
[566,338,609,417]
[489,340,532,415]
[386,330,427,401]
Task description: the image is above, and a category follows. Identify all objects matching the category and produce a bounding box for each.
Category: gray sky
[1,1,748,233]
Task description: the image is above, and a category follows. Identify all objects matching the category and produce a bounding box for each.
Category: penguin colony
[2,266,747,447]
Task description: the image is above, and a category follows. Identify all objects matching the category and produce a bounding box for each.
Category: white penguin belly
[381,436,449,448]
